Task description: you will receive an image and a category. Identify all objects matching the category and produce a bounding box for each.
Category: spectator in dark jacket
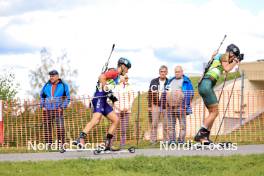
[148,65,168,144]
[40,70,70,149]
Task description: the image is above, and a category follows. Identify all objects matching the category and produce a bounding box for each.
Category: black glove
[107,93,118,103]
[238,53,244,61]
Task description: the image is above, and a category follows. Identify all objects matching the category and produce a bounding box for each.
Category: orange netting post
[0,100,3,144]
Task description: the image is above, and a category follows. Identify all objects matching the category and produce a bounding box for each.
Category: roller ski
[93,145,136,155]
[60,132,87,153]
[190,141,233,150]
[60,147,93,153]
[93,135,135,155]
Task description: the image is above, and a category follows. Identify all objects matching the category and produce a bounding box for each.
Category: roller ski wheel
[128,147,136,153]
[59,148,66,153]
[218,142,233,148]
[93,149,102,155]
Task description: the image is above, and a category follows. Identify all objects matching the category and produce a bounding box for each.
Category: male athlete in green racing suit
[194,44,243,144]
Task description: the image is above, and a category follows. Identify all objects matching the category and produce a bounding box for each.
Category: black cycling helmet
[226,44,240,57]
[118,57,131,69]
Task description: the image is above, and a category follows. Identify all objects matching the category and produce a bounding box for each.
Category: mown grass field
[0,154,263,176]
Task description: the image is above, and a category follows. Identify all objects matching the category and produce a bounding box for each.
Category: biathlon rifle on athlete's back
[100,44,118,103]
[198,35,227,85]
[101,44,115,74]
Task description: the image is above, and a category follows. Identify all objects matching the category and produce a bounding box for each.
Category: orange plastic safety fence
[0,90,263,150]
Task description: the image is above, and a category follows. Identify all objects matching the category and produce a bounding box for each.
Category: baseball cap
[48,70,59,75]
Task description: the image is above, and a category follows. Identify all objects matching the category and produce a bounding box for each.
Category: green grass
[0,155,263,176]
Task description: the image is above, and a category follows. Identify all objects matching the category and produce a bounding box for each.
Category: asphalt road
[0,144,263,162]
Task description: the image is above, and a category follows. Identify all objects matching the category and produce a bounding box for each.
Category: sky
[0,0,264,99]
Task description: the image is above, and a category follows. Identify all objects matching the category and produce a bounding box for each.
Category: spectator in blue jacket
[166,66,194,144]
[40,70,70,149]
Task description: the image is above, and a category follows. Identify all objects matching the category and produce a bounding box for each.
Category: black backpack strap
[59,79,67,97]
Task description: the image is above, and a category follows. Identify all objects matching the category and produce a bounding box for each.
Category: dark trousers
[167,106,186,142]
[43,110,65,145]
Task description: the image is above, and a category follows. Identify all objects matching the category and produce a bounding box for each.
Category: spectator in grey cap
[40,70,70,149]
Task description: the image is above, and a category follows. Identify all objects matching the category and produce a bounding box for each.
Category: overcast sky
[0,0,264,99]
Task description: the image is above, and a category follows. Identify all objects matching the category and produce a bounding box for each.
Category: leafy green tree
[0,71,19,100]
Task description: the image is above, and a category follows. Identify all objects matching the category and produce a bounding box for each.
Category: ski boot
[72,132,87,149]
[104,134,113,151]
[194,127,212,145]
